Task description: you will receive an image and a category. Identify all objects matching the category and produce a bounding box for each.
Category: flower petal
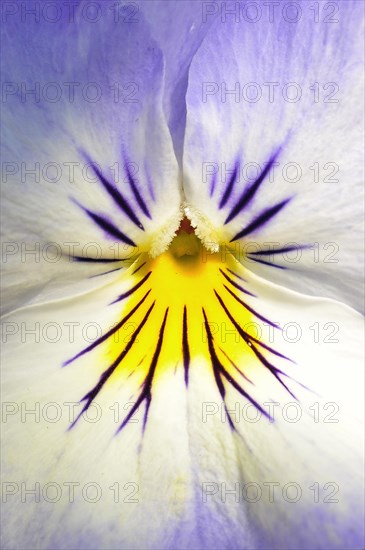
[1,254,363,549]
[1,275,192,549]
[183,0,364,311]
[141,0,217,162]
[185,268,364,550]
[1,1,182,313]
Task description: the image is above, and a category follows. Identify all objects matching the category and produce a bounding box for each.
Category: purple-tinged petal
[183,0,364,311]
[141,0,218,163]
[1,0,182,314]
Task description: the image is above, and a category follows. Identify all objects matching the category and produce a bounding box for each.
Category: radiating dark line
[226,268,247,282]
[214,292,294,399]
[247,256,287,270]
[220,269,256,297]
[64,290,152,366]
[116,308,169,434]
[89,268,122,278]
[125,162,152,219]
[111,272,152,304]
[219,163,239,209]
[215,291,289,360]
[225,152,280,224]
[82,152,144,230]
[248,341,296,399]
[202,308,234,430]
[221,286,279,328]
[230,198,291,242]
[182,306,190,386]
[145,171,156,202]
[202,309,225,397]
[248,334,290,361]
[141,309,168,429]
[249,245,308,256]
[209,173,217,197]
[203,309,270,427]
[218,360,271,418]
[132,262,146,275]
[219,347,253,384]
[78,203,137,247]
[71,256,125,263]
[69,302,155,429]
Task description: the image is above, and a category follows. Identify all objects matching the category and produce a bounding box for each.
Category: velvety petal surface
[140,0,217,162]
[2,2,364,549]
[183,0,364,311]
[1,245,364,549]
[1,0,182,314]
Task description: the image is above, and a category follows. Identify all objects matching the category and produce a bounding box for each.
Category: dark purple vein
[221,286,279,328]
[69,302,155,429]
[220,269,256,297]
[225,152,280,224]
[111,272,152,304]
[230,198,291,242]
[83,153,144,230]
[116,308,169,434]
[64,290,151,366]
[183,306,190,386]
[125,162,152,219]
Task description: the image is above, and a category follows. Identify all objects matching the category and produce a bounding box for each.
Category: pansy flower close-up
[1,1,364,549]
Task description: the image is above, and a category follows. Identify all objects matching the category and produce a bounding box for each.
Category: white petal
[1,3,182,313]
[1,274,191,549]
[183,1,364,311]
[1,260,363,549]
[184,270,364,549]
[141,0,217,163]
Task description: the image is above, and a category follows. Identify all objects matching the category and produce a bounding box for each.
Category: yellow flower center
[68,218,292,432]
